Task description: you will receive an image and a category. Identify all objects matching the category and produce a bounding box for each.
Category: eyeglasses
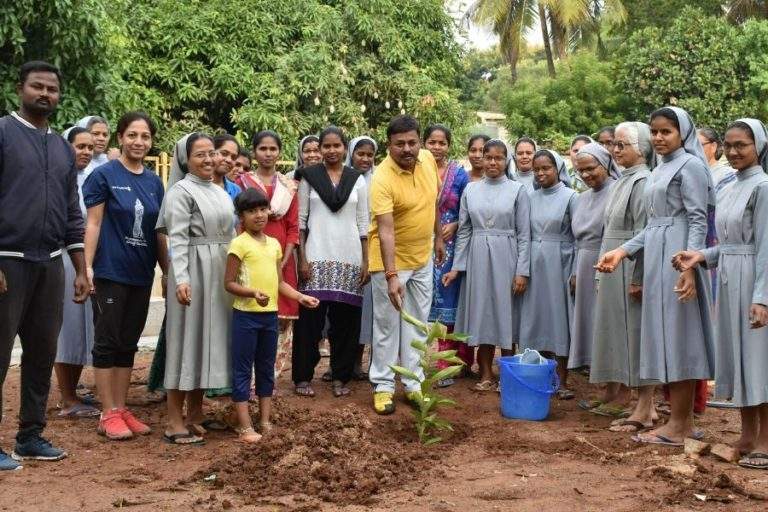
[614,141,634,151]
[723,142,755,152]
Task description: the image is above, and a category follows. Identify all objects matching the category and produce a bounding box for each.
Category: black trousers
[292,300,361,384]
[91,278,152,368]
[0,257,64,442]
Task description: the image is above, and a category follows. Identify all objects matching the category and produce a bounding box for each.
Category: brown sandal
[473,380,496,392]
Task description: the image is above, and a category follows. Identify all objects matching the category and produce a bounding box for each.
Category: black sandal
[199,419,229,431]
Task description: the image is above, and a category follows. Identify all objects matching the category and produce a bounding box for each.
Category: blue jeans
[231,310,278,402]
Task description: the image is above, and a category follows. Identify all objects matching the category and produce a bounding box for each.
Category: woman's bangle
[385,270,398,281]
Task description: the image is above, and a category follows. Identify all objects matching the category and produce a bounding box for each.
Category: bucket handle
[507,366,560,396]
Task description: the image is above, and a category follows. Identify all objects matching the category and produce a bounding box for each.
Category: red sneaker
[97,410,133,440]
[119,409,152,435]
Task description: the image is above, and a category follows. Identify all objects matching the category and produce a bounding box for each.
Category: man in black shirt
[0,61,89,470]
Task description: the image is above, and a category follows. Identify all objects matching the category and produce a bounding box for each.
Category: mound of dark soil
[201,401,456,505]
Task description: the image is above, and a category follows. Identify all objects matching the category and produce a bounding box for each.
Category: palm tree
[727,0,768,23]
[466,0,626,81]
[466,0,538,82]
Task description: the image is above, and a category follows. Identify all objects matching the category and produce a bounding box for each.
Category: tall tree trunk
[503,40,520,83]
[596,30,606,59]
[539,4,556,78]
[550,15,567,60]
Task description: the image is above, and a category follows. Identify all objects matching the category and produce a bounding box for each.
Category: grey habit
[590,163,649,385]
[568,142,619,368]
[621,107,715,383]
[511,149,571,191]
[452,176,530,349]
[519,181,577,356]
[346,136,378,344]
[701,118,768,406]
[55,163,94,365]
[161,136,236,391]
[569,178,614,368]
[513,169,536,193]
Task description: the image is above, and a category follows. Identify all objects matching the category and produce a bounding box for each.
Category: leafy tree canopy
[0,0,110,125]
[106,0,469,152]
[1,0,469,155]
[619,0,723,33]
[500,52,631,151]
[616,7,768,133]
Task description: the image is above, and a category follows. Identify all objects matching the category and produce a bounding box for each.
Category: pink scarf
[237,171,296,219]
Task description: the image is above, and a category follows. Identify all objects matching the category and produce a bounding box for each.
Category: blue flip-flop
[632,429,704,447]
[57,403,100,418]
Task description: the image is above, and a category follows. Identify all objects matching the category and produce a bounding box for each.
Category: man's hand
[73,272,89,303]
[628,284,643,302]
[0,269,7,295]
[387,275,404,311]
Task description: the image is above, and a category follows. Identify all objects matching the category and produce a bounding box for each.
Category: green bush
[499,53,630,152]
[615,7,762,134]
[0,0,110,126]
[104,0,471,153]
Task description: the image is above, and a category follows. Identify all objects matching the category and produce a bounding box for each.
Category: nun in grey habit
[597,106,715,445]
[677,118,768,409]
[519,150,577,361]
[451,167,531,351]
[159,133,236,392]
[568,143,619,370]
[507,140,571,192]
[346,136,378,347]
[617,107,715,385]
[591,123,652,388]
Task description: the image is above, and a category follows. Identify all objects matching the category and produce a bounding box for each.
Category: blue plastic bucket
[498,355,559,421]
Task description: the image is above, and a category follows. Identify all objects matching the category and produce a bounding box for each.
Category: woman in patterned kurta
[424,125,471,386]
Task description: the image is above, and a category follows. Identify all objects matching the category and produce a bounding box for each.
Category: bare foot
[610,409,655,432]
[636,422,692,444]
[734,437,756,456]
